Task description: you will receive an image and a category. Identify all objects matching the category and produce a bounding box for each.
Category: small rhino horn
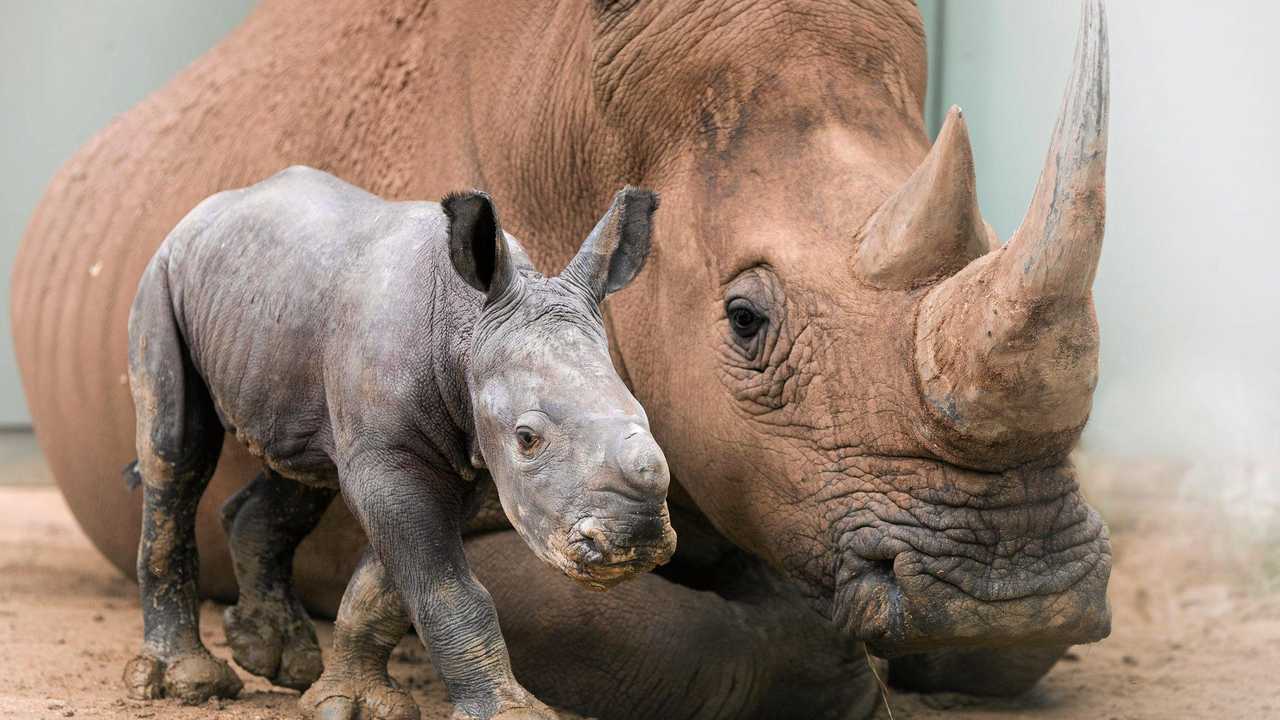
[854,106,994,289]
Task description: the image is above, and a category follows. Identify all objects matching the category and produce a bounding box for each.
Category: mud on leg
[300,547,417,720]
[124,258,241,703]
[124,386,238,700]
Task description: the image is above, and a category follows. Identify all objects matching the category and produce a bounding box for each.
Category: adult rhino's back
[9,0,497,614]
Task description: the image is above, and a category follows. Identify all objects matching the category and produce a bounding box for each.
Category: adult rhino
[11,1,1113,718]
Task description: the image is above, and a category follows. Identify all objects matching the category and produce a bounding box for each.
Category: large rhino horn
[854,106,995,289]
[914,0,1109,469]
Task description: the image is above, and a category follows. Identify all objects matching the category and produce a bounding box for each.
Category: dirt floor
[1,436,1278,719]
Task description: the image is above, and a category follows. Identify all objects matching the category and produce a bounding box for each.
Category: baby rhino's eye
[515,426,540,454]
[512,411,550,458]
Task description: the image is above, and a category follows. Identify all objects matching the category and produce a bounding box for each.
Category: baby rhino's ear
[443,190,516,301]
[562,187,659,301]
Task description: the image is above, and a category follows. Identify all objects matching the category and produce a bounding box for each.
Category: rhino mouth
[825,462,1112,657]
[555,509,679,591]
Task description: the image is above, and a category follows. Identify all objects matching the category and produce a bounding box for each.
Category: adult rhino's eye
[722,267,782,369]
[727,299,765,339]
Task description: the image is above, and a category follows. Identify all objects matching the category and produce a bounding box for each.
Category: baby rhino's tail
[123,459,141,490]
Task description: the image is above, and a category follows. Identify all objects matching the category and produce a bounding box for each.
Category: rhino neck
[410,241,487,476]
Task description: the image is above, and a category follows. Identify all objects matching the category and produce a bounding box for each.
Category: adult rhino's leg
[222,470,336,690]
[124,268,241,703]
[301,548,418,720]
[888,646,1069,697]
[467,529,881,720]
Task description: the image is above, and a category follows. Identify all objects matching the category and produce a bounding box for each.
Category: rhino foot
[300,672,420,720]
[224,600,323,690]
[123,649,243,704]
[452,686,559,720]
[489,706,559,720]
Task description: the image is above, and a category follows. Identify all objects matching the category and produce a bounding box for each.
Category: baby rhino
[123,166,677,720]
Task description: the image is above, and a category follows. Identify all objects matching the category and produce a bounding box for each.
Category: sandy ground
[1,436,1278,719]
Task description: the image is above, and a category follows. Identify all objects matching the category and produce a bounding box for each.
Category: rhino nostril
[575,516,609,551]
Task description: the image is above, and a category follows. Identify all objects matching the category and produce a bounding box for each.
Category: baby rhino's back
[162,166,397,481]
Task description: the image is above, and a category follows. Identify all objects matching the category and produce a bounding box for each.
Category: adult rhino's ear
[562,187,658,301]
[443,190,516,301]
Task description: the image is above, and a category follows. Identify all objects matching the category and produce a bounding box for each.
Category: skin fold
[124,167,674,719]
[12,2,1114,718]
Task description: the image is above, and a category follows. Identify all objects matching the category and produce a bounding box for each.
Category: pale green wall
[0,0,257,424]
[3,2,1278,462]
[923,1,1280,461]
[916,0,944,133]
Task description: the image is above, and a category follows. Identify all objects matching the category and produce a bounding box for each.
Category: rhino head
[447,188,679,591]
[592,0,1112,655]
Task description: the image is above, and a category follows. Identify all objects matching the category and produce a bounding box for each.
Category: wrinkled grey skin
[122,165,675,720]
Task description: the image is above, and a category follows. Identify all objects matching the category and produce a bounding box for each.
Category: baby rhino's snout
[563,424,677,589]
[615,425,671,502]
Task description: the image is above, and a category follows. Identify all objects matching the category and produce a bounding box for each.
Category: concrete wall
[0,0,257,424]
[923,1,1280,462]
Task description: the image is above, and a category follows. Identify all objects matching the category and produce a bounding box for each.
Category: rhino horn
[854,106,995,289]
[913,0,1109,469]
[1002,0,1109,301]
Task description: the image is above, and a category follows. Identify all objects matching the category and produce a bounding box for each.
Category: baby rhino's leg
[300,548,418,720]
[222,470,336,689]
[125,269,241,703]
[338,460,556,720]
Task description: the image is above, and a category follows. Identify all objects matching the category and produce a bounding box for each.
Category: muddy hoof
[277,632,325,689]
[300,674,419,720]
[123,651,243,703]
[224,602,323,690]
[122,654,165,700]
